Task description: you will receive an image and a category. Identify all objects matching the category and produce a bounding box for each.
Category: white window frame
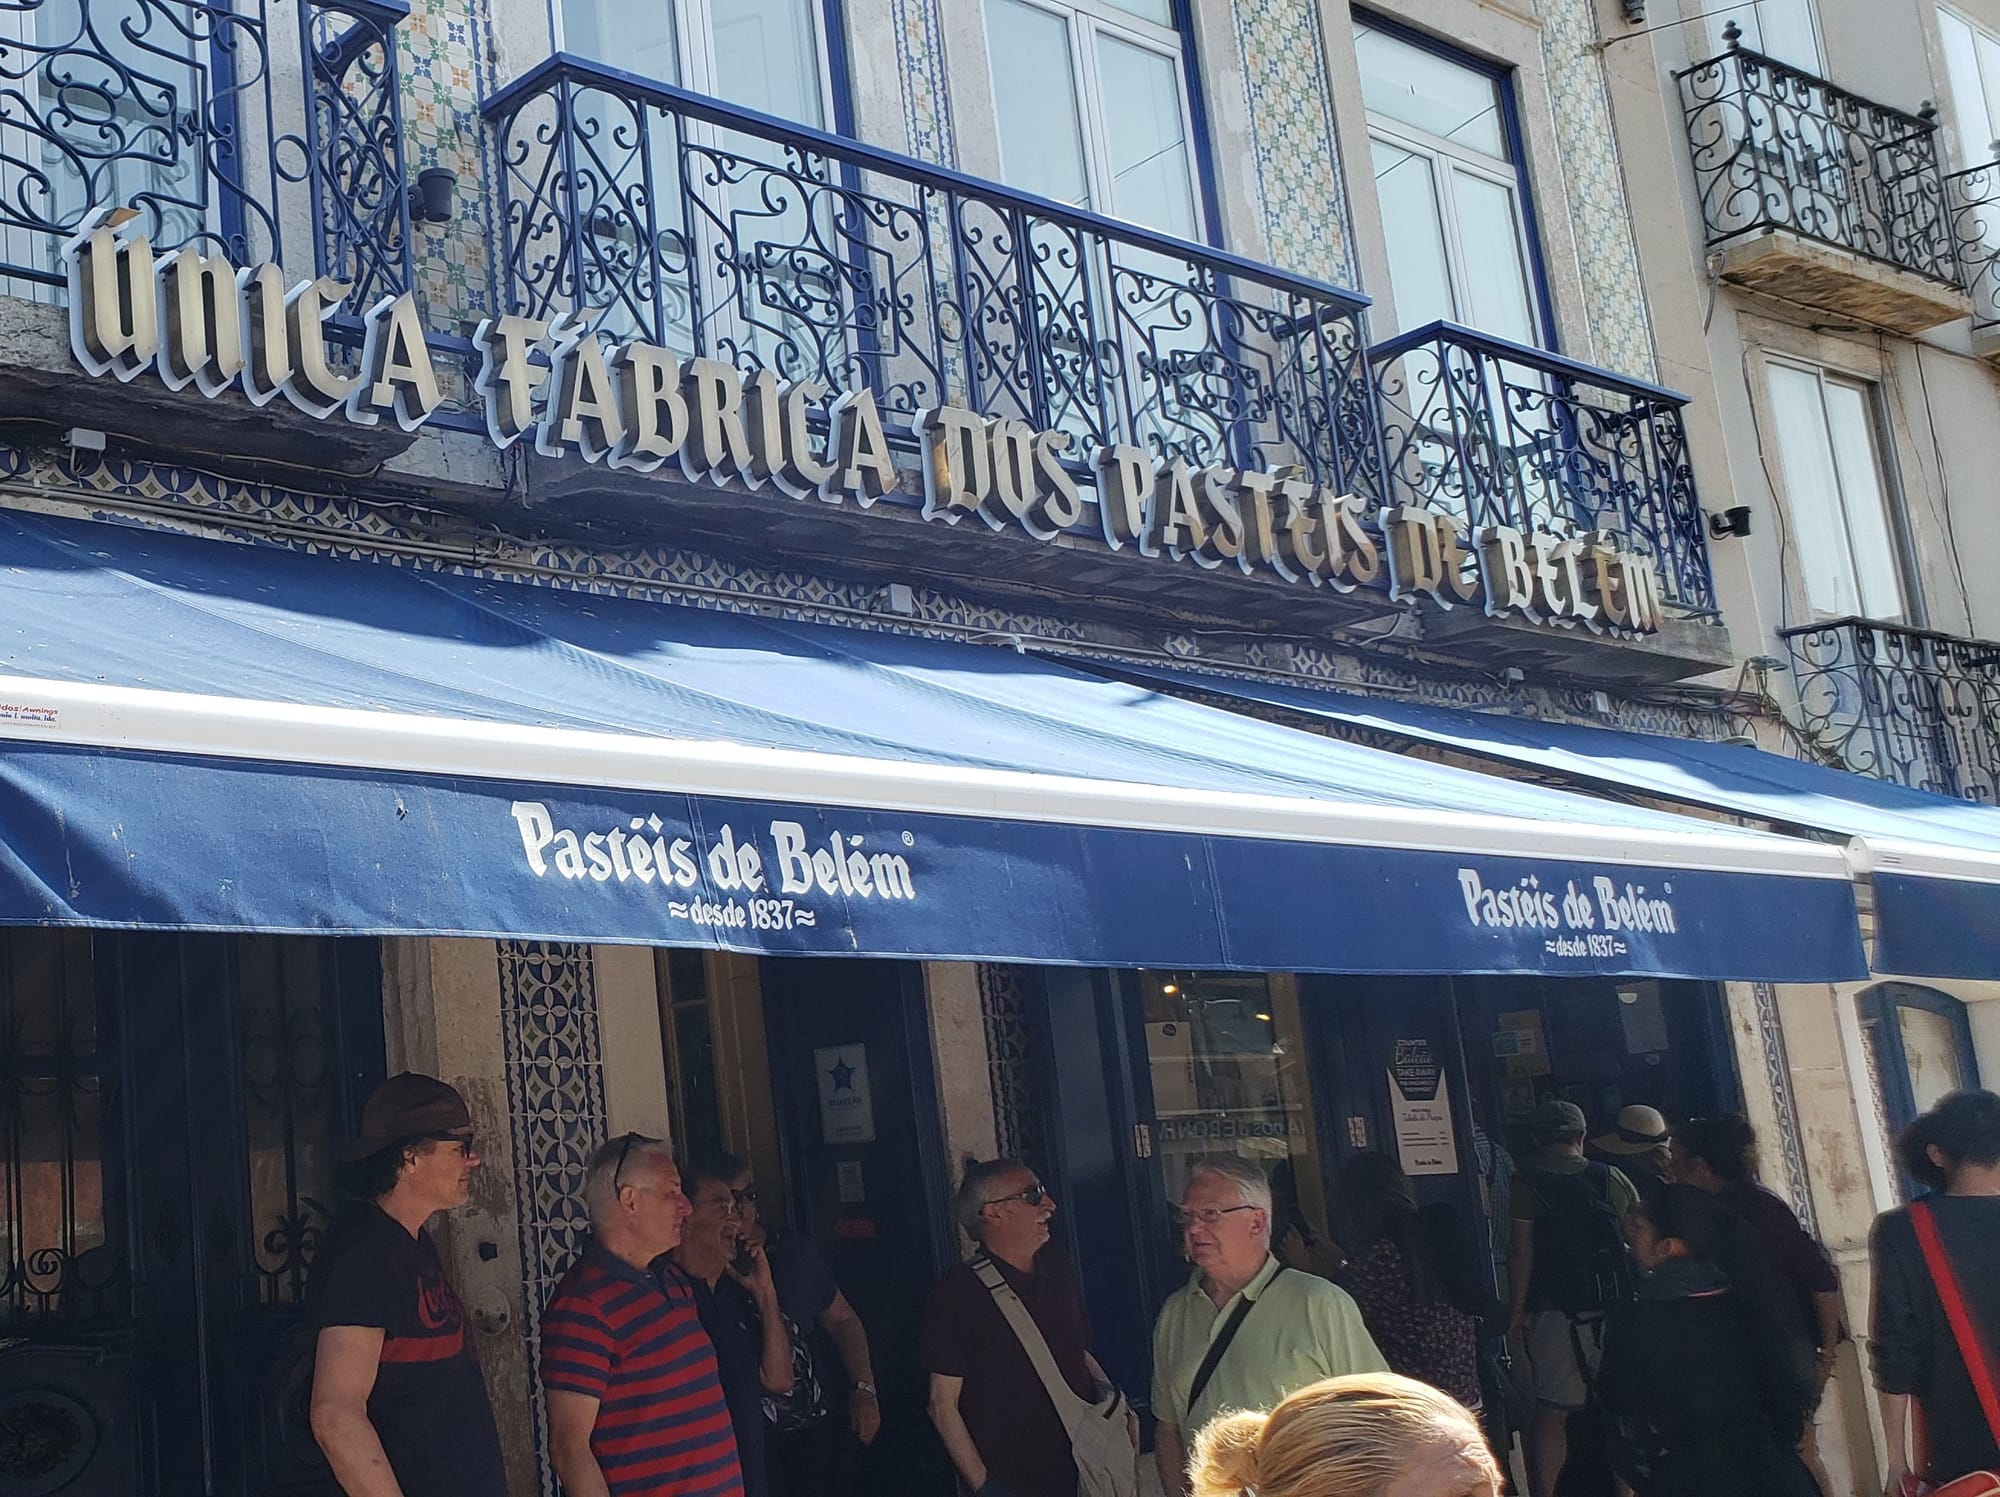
[980,0,1206,241]
[1364,110,1544,343]
[552,0,840,129]
[1764,355,1912,624]
[1938,4,2000,169]
[1707,0,1824,71]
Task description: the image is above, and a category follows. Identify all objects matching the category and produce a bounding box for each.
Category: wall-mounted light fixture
[1707,505,1753,539]
[409,166,459,226]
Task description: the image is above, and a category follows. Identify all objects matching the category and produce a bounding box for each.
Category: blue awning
[0,507,1865,979]
[1114,663,2000,981]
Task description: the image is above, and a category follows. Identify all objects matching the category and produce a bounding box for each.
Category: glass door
[1860,984,1981,1161]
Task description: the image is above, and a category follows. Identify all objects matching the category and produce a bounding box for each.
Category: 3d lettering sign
[62,214,1666,635]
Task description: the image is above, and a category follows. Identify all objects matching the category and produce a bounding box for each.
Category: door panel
[761,957,954,1495]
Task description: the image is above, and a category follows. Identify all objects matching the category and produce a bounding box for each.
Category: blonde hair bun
[1189,1410,1267,1497]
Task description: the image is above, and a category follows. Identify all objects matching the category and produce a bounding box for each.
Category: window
[982,0,1201,240]
[1356,20,1541,345]
[1708,0,1821,70]
[559,0,833,125]
[1939,7,2000,168]
[1764,359,1908,620]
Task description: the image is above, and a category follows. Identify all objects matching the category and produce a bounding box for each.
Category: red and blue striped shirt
[540,1239,745,1497]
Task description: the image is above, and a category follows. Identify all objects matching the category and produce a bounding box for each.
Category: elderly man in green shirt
[1150,1154,1387,1496]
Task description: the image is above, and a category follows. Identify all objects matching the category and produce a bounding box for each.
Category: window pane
[1451,170,1538,346]
[1142,972,1328,1241]
[712,0,824,125]
[1821,380,1905,620]
[1941,11,1994,161]
[563,0,679,82]
[987,0,1092,208]
[1097,0,1173,33]
[1767,362,1869,617]
[1097,34,1198,238]
[1976,29,2000,157]
[1354,23,1505,159]
[1372,138,1456,329]
[1708,0,1819,69]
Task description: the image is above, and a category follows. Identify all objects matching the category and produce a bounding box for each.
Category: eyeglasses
[732,1186,759,1209]
[1174,1204,1260,1230]
[984,1183,1050,1211]
[610,1132,644,1194]
[422,1131,477,1158]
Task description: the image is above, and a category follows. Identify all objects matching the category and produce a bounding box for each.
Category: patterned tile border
[1537,0,1660,381]
[497,940,607,1497]
[1752,980,1819,1236]
[977,964,1048,1171]
[894,0,958,166]
[1233,0,1353,284]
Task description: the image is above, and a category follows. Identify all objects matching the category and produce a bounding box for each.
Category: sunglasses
[985,1183,1050,1211]
[610,1132,645,1194]
[732,1186,759,1208]
[421,1131,477,1158]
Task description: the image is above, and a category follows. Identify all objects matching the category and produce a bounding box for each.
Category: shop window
[1860,983,1981,1152]
[1763,358,1911,622]
[1940,7,2000,166]
[1355,18,1543,346]
[0,930,111,1323]
[1707,0,1822,69]
[983,0,1202,240]
[1139,971,1328,1237]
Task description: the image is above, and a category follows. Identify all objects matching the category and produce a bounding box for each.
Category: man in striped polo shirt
[543,1134,745,1497]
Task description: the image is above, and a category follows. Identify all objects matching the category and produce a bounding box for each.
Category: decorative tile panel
[1233,0,1353,284]
[977,964,1048,1171]
[1537,0,1659,382]
[400,0,497,333]
[498,940,607,1497]
[1752,980,1818,1235]
[893,0,957,166]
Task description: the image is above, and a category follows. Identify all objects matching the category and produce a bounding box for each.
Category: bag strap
[1911,1199,2000,1445]
[971,1256,1095,1438]
[1186,1267,1286,1415]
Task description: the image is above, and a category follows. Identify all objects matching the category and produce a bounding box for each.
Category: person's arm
[927,1372,990,1492]
[734,1245,795,1396]
[309,1326,404,1497]
[546,1390,613,1497]
[1880,1392,1916,1497]
[1506,1217,1535,1337]
[1813,1289,1844,1383]
[1154,1418,1188,1497]
[820,1291,880,1444]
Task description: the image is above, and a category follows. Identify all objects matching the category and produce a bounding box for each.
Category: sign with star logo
[814,1043,876,1144]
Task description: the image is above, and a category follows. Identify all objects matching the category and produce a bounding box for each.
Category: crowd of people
[297,1072,2000,1497]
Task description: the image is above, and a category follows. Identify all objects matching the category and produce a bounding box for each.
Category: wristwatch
[852,1382,878,1398]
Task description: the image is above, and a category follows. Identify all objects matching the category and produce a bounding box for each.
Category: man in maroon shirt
[541,1133,744,1497]
[920,1159,1125,1497]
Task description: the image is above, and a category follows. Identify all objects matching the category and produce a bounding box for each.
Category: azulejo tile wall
[1232,0,1354,285]
[1538,0,1660,382]
[498,940,608,1497]
[399,0,497,334]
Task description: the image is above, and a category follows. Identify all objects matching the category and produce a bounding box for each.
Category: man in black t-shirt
[306,1073,505,1497]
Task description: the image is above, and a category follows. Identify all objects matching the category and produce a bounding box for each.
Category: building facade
[1,0,1996,1495]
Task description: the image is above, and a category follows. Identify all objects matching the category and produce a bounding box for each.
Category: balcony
[1948,155,2000,352]
[1369,322,1727,678]
[0,0,430,466]
[1677,28,1972,333]
[1783,617,2000,804]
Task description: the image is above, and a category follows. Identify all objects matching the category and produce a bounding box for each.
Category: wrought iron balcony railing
[1783,616,2000,804]
[1369,321,1715,617]
[0,0,417,314]
[1677,28,1960,287]
[479,54,1380,495]
[1948,154,2000,330]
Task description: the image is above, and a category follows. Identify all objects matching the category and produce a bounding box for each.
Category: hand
[851,1387,881,1445]
[974,1473,1009,1497]
[1814,1347,1839,1390]
[728,1240,779,1307]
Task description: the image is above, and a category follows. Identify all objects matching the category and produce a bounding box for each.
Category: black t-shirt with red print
[306,1202,506,1497]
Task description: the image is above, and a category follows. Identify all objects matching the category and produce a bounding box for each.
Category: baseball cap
[342,1073,473,1161]
[1528,1097,1588,1138]
[1593,1104,1672,1156]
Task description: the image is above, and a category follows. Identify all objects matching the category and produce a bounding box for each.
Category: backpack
[1524,1162,1632,1315]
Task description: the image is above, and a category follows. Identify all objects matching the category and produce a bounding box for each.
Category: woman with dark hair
[1872,1089,2000,1493]
[1331,1152,1489,1410]
[1596,1182,1819,1497]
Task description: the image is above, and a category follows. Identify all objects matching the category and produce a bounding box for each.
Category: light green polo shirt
[1150,1254,1388,1436]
